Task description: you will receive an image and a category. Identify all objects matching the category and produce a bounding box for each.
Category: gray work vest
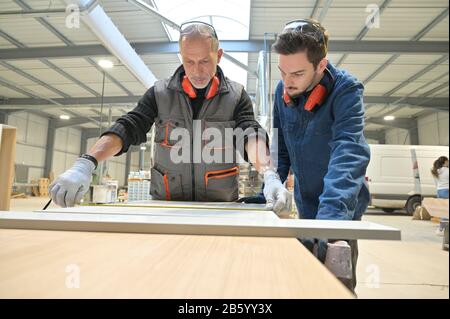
[151,67,244,202]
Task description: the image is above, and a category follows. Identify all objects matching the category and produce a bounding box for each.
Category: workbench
[0,201,401,298]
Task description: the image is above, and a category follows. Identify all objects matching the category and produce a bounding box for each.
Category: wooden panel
[0,125,16,211]
[85,200,269,211]
[0,207,401,240]
[422,198,449,218]
[45,205,275,218]
[0,228,353,298]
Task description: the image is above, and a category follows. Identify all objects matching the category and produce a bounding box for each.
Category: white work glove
[263,169,293,218]
[49,158,95,207]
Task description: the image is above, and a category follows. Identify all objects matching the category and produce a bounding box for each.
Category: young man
[270,19,371,291]
[49,22,291,217]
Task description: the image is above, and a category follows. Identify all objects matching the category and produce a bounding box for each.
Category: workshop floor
[8,197,449,299]
[357,210,448,299]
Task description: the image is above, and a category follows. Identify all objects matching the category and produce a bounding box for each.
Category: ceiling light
[98,59,114,69]
[384,115,395,121]
[59,114,71,120]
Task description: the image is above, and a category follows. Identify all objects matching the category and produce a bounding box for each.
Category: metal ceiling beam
[317,0,333,23]
[362,8,449,86]
[0,25,101,127]
[416,81,449,99]
[337,0,393,66]
[365,96,448,110]
[366,117,416,130]
[0,29,23,46]
[382,55,449,96]
[40,59,101,97]
[0,75,62,105]
[1,95,447,109]
[0,72,100,126]
[0,95,139,106]
[0,8,68,18]
[1,40,448,60]
[368,72,449,117]
[55,115,121,128]
[0,0,97,18]
[412,7,449,41]
[310,0,320,19]
[0,60,70,98]
[362,55,397,85]
[13,0,133,96]
[0,29,101,97]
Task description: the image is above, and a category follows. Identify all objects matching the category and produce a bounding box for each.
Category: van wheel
[382,208,396,213]
[406,195,422,215]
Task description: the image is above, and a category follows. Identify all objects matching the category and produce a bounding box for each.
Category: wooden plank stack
[38,178,50,197]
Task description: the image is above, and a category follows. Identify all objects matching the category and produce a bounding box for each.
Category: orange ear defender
[283,68,334,111]
[182,75,220,100]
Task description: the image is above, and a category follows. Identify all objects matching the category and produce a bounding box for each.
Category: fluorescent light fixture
[98,59,114,69]
[59,114,71,120]
[384,115,395,121]
[65,0,156,87]
[140,146,147,150]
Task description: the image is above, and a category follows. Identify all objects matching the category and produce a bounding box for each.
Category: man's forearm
[245,136,273,174]
[87,133,123,162]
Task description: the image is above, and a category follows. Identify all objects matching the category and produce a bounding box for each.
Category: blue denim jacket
[273,62,370,221]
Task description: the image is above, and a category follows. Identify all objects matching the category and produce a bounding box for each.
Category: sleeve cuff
[101,123,129,156]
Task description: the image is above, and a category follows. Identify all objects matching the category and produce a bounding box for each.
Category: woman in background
[431,156,449,236]
[432,156,449,199]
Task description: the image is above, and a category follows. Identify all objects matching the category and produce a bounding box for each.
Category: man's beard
[287,70,320,99]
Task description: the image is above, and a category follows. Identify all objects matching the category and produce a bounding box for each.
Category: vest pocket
[150,166,184,201]
[154,118,186,147]
[204,166,239,201]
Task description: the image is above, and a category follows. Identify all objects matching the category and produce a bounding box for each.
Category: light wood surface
[0,228,353,298]
[422,198,449,218]
[0,125,16,211]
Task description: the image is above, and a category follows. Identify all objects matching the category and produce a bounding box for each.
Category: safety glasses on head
[180,21,218,40]
[283,19,325,45]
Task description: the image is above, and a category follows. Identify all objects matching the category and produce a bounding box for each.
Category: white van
[366,144,449,215]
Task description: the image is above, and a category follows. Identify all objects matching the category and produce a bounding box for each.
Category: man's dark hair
[272,19,329,69]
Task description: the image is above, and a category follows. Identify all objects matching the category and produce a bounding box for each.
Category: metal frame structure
[0,0,448,154]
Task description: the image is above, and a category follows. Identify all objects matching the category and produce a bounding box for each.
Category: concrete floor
[357,210,449,299]
[6,197,450,299]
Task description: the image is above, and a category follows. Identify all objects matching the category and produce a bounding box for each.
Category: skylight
[153,0,251,88]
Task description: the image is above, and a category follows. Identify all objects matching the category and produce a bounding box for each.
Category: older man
[50,22,291,216]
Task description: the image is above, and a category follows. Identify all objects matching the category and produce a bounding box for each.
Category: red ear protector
[182,75,220,100]
[283,68,334,111]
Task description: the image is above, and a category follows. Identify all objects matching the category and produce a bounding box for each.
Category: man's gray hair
[179,23,219,52]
